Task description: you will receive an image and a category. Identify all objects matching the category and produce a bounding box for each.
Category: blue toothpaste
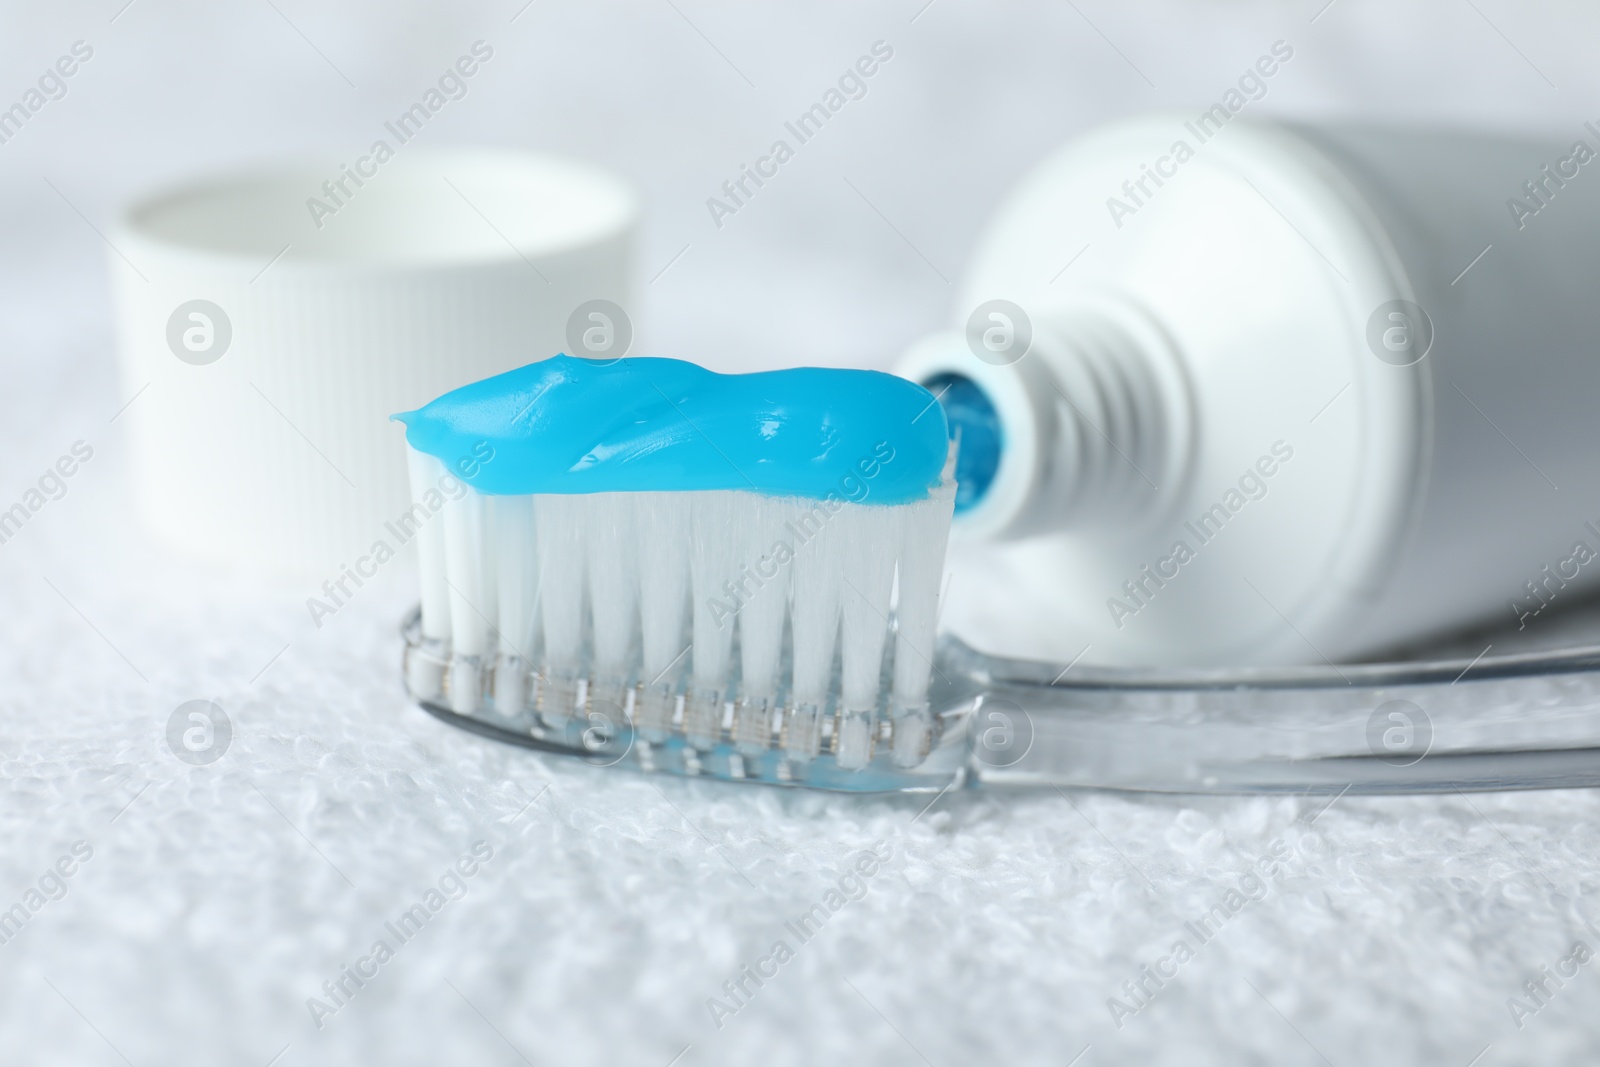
[394,355,949,504]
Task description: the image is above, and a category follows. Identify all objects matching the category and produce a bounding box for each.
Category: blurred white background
[4,0,1594,385]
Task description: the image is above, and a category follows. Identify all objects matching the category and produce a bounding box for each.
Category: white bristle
[689,493,741,687]
[417,478,953,774]
[441,484,496,713]
[687,493,742,746]
[584,493,639,688]
[441,487,495,655]
[786,498,843,761]
[889,483,957,765]
[892,483,956,705]
[837,505,900,704]
[634,492,692,741]
[732,498,794,753]
[491,495,539,659]
[406,447,451,644]
[635,492,692,681]
[534,493,586,724]
[404,446,451,703]
[835,504,901,768]
[490,495,539,718]
[737,497,793,698]
[788,498,843,709]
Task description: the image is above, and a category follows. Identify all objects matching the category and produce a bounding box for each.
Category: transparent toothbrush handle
[947,638,1600,794]
[403,608,1600,794]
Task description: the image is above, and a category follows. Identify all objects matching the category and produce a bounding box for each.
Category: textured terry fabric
[5,443,1600,1067]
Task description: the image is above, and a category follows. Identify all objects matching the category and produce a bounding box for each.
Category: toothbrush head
[395,356,961,791]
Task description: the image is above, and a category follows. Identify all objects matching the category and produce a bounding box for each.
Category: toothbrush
[396,357,1600,797]
[395,355,956,785]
